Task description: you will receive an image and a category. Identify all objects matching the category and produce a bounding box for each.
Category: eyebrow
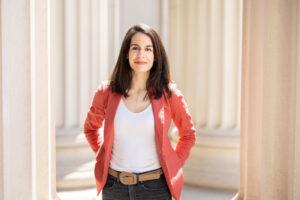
[130,43,153,48]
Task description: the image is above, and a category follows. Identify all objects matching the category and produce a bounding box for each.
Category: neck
[130,72,149,92]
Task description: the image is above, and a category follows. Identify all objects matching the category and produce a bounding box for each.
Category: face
[127,32,155,75]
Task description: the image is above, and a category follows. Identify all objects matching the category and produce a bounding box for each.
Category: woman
[84,24,196,200]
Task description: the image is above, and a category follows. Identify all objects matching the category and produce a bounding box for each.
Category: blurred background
[2,0,300,199]
[54,0,241,199]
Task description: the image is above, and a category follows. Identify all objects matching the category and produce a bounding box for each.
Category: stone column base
[56,128,96,189]
[170,127,240,190]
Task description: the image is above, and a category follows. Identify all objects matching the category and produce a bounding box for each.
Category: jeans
[102,172,172,200]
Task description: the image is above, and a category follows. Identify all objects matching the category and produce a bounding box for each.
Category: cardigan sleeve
[83,82,108,155]
[169,83,196,166]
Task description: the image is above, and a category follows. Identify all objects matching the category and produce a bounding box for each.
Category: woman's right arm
[83,82,108,155]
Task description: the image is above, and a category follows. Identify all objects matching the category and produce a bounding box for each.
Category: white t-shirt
[109,99,161,173]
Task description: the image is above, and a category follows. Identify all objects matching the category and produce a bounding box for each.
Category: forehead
[130,32,153,46]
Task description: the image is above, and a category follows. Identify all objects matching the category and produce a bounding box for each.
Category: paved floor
[57,184,237,200]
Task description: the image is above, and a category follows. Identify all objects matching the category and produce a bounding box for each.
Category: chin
[132,66,152,73]
[132,69,151,74]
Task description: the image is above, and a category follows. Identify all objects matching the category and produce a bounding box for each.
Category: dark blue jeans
[102,172,172,200]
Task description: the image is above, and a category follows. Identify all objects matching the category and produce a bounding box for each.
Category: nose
[137,49,146,57]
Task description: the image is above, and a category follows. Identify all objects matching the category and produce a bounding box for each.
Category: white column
[222,0,241,129]
[99,0,109,82]
[234,0,300,199]
[64,0,79,129]
[207,0,223,128]
[169,0,185,88]
[169,0,242,189]
[91,0,100,90]
[55,0,111,189]
[54,0,64,128]
[160,0,169,50]
[79,0,92,125]
[0,13,3,199]
[0,0,57,199]
[194,0,209,126]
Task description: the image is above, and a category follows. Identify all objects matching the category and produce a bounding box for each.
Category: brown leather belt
[108,167,164,185]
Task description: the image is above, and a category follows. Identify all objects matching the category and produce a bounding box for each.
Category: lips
[134,61,147,65]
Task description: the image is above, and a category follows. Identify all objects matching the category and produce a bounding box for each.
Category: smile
[134,61,148,65]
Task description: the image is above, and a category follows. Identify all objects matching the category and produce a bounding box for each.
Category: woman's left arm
[169,84,197,167]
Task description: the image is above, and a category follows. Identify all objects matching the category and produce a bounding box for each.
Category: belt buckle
[119,172,137,185]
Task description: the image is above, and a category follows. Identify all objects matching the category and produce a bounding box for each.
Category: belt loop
[136,173,139,183]
[117,171,120,183]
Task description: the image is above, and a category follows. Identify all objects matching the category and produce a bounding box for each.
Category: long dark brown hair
[109,24,172,100]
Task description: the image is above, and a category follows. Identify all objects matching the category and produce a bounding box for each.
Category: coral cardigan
[83,81,196,200]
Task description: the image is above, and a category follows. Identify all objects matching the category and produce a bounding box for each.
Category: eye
[132,47,139,50]
[146,48,152,52]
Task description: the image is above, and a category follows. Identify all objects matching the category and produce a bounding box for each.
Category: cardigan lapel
[103,92,122,149]
[151,97,165,151]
